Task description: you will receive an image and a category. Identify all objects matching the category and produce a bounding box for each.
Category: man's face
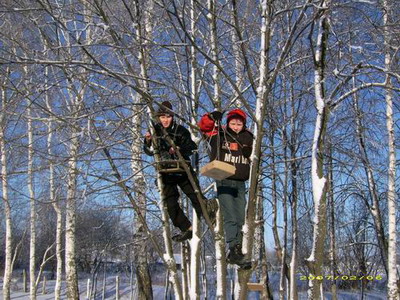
[228,118,244,133]
[159,115,173,128]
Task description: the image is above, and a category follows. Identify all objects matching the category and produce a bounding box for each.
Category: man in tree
[144,101,206,242]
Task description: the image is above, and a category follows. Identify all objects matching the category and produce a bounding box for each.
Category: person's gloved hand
[144,132,152,145]
[242,146,252,158]
[169,146,179,155]
[210,111,223,122]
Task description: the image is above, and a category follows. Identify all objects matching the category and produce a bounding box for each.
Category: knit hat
[226,108,246,124]
[157,101,174,116]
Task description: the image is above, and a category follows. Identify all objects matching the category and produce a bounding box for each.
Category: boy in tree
[144,101,206,242]
[199,109,253,267]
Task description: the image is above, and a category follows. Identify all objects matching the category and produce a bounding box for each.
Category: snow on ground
[0,274,388,299]
[0,278,166,299]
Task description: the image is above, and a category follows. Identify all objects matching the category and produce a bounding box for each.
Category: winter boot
[227,244,245,264]
[227,244,252,269]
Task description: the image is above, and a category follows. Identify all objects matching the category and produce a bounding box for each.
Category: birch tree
[383,0,398,298]
[239,1,312,297]
[64,91,82,300]
[46,81,63,300]
[1,69,13,300]
[131,1,153,298]
[27,94,37,300]
[306,1,331,299]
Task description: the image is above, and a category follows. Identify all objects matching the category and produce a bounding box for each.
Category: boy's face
[228,118,244,133]
[159,115,173,128]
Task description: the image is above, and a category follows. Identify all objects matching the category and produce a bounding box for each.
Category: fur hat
[157,101,174,116]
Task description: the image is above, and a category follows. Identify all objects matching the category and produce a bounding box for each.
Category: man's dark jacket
[143,122,197,162]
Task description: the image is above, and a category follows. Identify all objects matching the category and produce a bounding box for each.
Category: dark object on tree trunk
[172,230,193,242]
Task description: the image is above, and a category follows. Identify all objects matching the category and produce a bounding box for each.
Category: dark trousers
[216,179,246,248]
[162,172,203,232]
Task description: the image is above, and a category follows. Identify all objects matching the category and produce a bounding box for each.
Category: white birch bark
[383,0,398,298]
[214,203,227,299]
[181,243,190,299]
[65,119,80,300]
[230,0,244,105]
[64,79,84,300]
[280,135,289,300]
[155,159,183,300]
[1,77,12,300]
[187,3,201,298]
[189,214,201,300]
[141,58,184,300]
[289,102,299,300]
[28,99,37,300]
[242,0,270,259]
[186,0,200,138]
[386,69,398,300]
[46,90,63,300]
[132,1,153,298]
[253,185,273,298]
[208,0,221,109]
[204,1,228,296]
[306,2,330,299]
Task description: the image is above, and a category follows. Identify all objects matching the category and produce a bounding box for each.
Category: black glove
[242,146,252,158]
[210,111,223,122]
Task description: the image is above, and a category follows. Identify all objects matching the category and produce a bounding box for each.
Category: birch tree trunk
[230,0,244,105]
[240,5,312,297]
[134,9,183,297]
[242,0,271,261]
[187,2,202,298]
[46,81,63,300]
[131,107,153,300]
[280,129,289,300]
[214,203,227,299]
[189,213,201,300]
[306,2,330,299]
[27,98,37,300]
[208,0,221,110]
[383,1,398,298]
[237,1,272,298]
[270,131,283,263]
[327,143,337,300]
[256,185,272,299]
[1,76,12,300]
[65,90,83,299]
[65,124,80,299]
[132,1,153,298]
[289,117,299,300]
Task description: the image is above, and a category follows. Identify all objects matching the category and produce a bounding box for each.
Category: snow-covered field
[0,274,387,299]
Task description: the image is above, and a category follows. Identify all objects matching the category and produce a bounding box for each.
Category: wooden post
[92,273,98,299]
[86,278,91,299]
[247,282,264,292]
[115,276,120,300]
[23,269,27,293]
[42,275,47,295]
